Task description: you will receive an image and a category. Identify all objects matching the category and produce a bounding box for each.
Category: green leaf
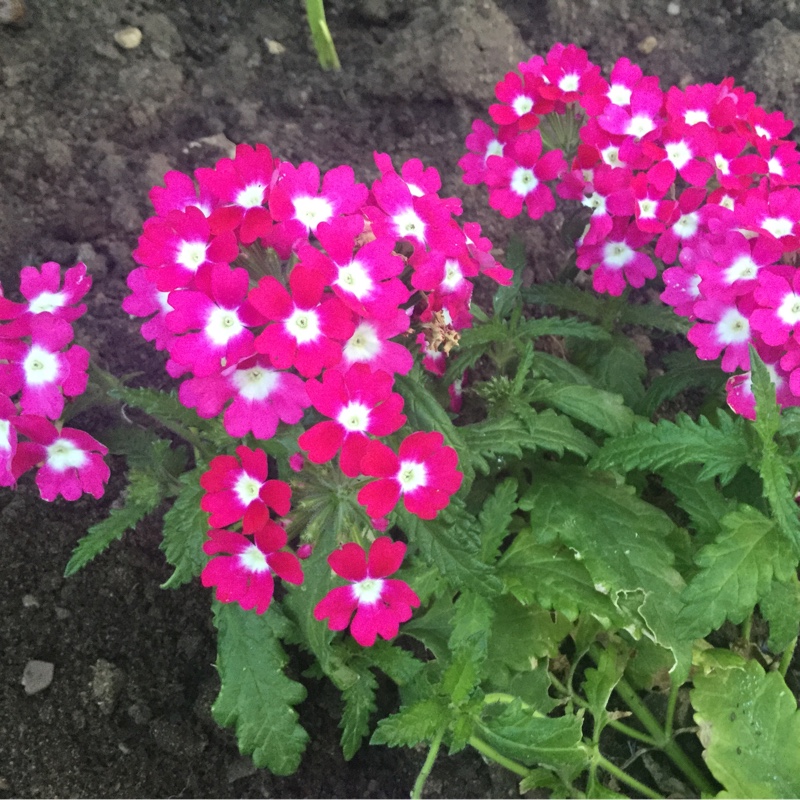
[527,380,635,436]
[760,577,800,654]
[441,650,480,706]
[582,645,628,735]
[677,506,797,640]
[212,602,308,774]
[660,465,734,541]
[370,698,450,747]
[475,700,587,772]
[510,404,598,459]
[478,477,518,562]
[400,595,454,664]
[591,412,749,485]
[367,641,424,686]
[692,656,800,798]
[569,335,646,407]
[160,467,208,589]
[339,658,378,760]
[449,591,495,663]
[492,236,525,320]
[64,469,164,576]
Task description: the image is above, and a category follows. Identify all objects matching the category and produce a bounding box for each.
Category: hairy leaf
[339,658,378,760]
[160,467,208,589]
[478,477,519,562]
[370,698,450,747]
[759,577,800,654]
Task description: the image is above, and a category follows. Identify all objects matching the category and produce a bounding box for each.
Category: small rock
[54,607,70,620]
[22,660,55,695]
[637,35,658,54]
[22,594,39,608]
[0,0,24,24]
[264,38,286,55]
[91,658,126,714]
[667,2,681,14]
[114,26,142,50]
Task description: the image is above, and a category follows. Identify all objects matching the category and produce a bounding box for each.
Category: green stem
[411,725,446,799]
[779,636,798,678]
[663,677,680,739]
[305,0,340,70]
[595,753,663,800]
[468,736,529,778]
[613,674,715,796]
[742,610,753,642]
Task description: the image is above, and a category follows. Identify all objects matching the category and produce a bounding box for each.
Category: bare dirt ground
[0,0,797,796]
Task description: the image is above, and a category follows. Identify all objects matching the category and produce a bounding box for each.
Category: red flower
[313,537,420,647]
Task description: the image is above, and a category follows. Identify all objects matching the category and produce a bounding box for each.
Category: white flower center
[777,292,800,326]
[716,308,750,344]
[442,259,464,291]
[674,212,699,239]
[397,460,427,493]
[336,260,373,300]
[23,345,59,386]
[231,366,280,400]
[767,157,783,176]
[343,322,381,363]
[607,84,631,106]
[239,544,270,573]
[293,195,333,231]
[602,241,635,269]
[638,198,658,219]
[406,182,425,198]
[235,183,266,208]
[714,153,730,174]
[233,471,263,506]
[761,216,793,239]
[512,95,533,117]
[336,401,370,433]
[510,167,538,197]
[684,109,709,126]
[285,307,321,344]
[583,192,607,215]
[46,438,87,471]
[724,255,759,283]
[0,418,11,452]
[601,146,623,167]
[29,291,66,315]
[206,307,244,346]
[754,124,770,139]
[558,73,579,93]
[627,115,655,138]
[485,139,504,160]
[719,195,736,211]
[665,140,692,170]
[352,577,384,604]
[176,241,208,271]
[393,208,426,241]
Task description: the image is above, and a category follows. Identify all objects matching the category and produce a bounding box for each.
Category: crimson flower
[313,537,420,647]
[357,431,463,520]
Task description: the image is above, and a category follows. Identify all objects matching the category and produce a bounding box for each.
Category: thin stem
[468,736,529,778]
[411,725,446,800]
[779,636,798,678]
[304,0,340,70]
[741,611,753,642]
[594,753,663,800]
[663,677,680,739]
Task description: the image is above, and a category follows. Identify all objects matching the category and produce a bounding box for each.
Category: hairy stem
[411,725,446,799]
[305,0,340,70]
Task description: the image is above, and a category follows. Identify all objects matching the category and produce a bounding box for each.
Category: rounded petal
[366,536,406,579]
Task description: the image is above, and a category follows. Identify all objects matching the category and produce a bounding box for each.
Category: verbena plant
[3,42,800,798]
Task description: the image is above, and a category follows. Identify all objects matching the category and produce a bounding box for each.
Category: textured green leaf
[492,236,525,320]
[692,656,800,798]
[582,645,628,733]
[339,659,378,760]
[660,465,734,540]
[475,700,587,772]
[367,641,424,686]
[677,506,797,640]
[400,595,454,664]
[760,577,800,654]
[160,467,208,589]
[64,469,163,576]
[370,698,450,747]
[527,380,635,436]
[511,404,597,459]
[591,412,749,484]
[569,335,646,407]
[478,477,518,562]
[449,591,494,663]
[212,602,308,774]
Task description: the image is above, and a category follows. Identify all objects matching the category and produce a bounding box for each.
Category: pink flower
[339,312,414,376]
[18,262,92,323]
[0,394,18,486]
[12,415,109,501]
[459,120,509,185]
[357,431,463,520]
[751,265,800,347]
[298,365,406,476]
[122,267,175,352]
[687,293,754,372]
[202,523,304,614]
[149,170,215,217]
[598,78,664,140]
[490,69,544,131]
[313,537,420,647]
[200,446,291,534]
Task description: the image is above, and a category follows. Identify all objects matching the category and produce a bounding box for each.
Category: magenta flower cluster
[0,262,109,500]
[461,42,800,417]
[120,143,511,643]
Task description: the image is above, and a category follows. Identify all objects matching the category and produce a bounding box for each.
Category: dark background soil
[0,1,797,796]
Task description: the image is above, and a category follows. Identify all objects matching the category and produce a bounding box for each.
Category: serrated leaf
[660,465,734,541]
[400,595,454,664]
[591,412,749,485]
[478,477,518,562]
[160,467,208,589]
[367,641,424,686]
[449,591,494,663]
[475,700,587,772]
[511,404,597,459]
[339,658,378,760]
[760,577,800,654]
[692,656,800,798]
[370,698,450,747]
[582,645,627,732]
[442,650,480,705]
[212,602,308,774]
[64,469,163,576]
[527,381,635,436]
[677,506,797,640]
[493,236,525,320]
[569,335,646,407]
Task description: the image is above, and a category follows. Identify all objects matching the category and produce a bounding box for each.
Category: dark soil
[0,0,796,796]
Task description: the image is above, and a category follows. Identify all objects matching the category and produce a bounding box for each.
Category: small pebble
[667,2,680,14]
[114,26,142,49]
[0,0,25,24]
[637,35,658,54]
[264,37,286,55]
[22,660,55,695]
[22,594,39,608]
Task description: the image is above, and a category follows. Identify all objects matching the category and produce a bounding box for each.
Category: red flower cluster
[462,42,800,417]
[0,262,108,499]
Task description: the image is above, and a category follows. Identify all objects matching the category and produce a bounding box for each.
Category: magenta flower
[202,522,304,614]
[313,537,420,647]
[122,267,175,352]
[357,431,463,520]
[338,312,414,376]
[687,294,754,372]
[0,394,18,486]
[149,170,215,217]
[298,364,406,476]
[459,119,509,186]
[17,262,92,323]
[12,415,109,501]
[200,446,291,534]
[751,265,800,347]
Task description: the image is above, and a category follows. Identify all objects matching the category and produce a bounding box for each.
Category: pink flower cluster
[461,42,800,417]
[128,144,493,639]
[0,262,109,500]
